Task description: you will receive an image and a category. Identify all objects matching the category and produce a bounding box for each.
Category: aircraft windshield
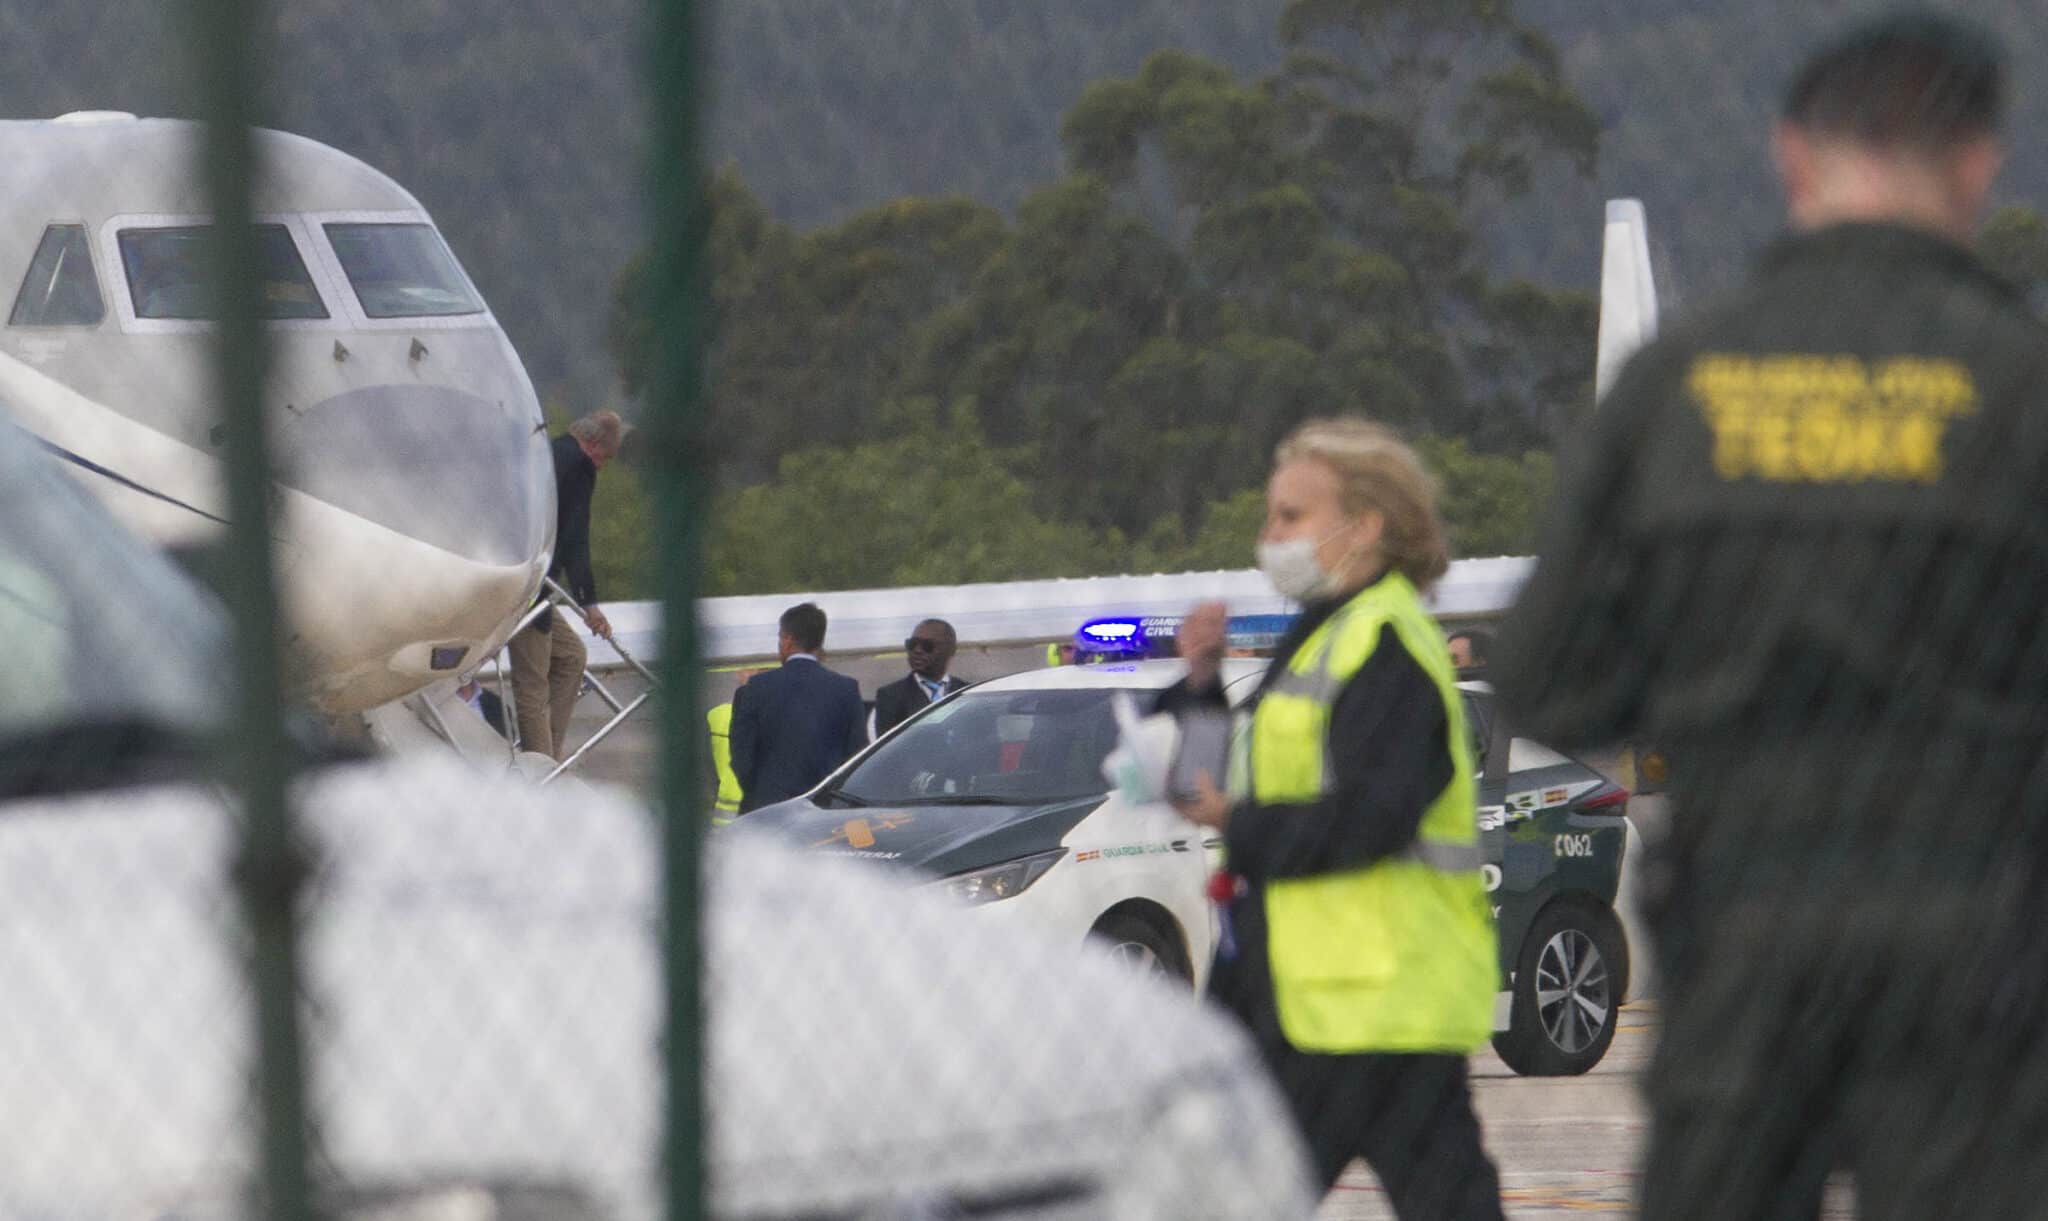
[831,688,1123,807]
[9,225,104,327]
[118,225,329,320]
[325,223,483,318]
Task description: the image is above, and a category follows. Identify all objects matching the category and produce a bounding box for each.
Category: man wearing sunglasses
[870,619,969,741]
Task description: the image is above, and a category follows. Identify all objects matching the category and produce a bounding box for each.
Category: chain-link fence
[8,2,2048,1219]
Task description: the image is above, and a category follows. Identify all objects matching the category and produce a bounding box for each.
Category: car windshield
[0,419,226,790]
[830,687,1127,807]
[325,223,484,318]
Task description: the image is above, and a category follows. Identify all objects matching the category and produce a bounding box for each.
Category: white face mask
[1256,520,1357,601]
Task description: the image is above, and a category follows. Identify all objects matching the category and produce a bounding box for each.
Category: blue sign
[1225,613,1296,650]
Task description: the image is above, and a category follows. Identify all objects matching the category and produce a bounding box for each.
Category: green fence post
[190,0,313,1217]
[647,1,712,1218]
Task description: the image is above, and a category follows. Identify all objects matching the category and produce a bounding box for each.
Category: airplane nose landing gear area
[273,524,545,714]
[260,384,551,714]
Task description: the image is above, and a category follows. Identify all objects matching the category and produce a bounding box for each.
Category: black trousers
[1265,1044,1505,1220]
[1639,893,2048,1221]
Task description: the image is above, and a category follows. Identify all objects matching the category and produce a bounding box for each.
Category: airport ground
[1326,1014,1851,1219]
[558,651,1852,1220]
[1324,1015,1657,1220]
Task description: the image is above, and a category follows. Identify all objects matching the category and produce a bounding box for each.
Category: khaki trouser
[507,613,587,761]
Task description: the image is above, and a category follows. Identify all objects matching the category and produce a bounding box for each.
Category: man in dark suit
[730,602,867,813]
[870,618,970,740]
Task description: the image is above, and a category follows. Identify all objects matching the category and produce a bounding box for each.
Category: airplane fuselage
[0,114,555,714]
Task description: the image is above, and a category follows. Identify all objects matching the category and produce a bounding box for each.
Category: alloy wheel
[1534,928,1610,1053]
[1105,939,1168,980]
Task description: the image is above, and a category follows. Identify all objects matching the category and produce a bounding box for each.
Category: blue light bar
[1075,617,1149,654]
[1074,615,1186,657]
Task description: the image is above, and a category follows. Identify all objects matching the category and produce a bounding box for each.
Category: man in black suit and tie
[870,618,970,740]
[730,602,867,813]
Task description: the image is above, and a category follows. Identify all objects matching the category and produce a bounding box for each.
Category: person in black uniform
[1498,13,2048,1219]
[870,618,969,740]
[508,410,624,761]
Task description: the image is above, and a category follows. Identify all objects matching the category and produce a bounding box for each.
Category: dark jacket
[1157,594,1452,1040]
[474,686,507,737]
[871,673,970,740]
[534,433,599,632]
[1499,222,2048,897]
[730,657,867,812]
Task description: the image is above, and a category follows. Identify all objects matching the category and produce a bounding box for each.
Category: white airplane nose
[266,385,554,713]
[273,385,552,567]
[273,495,548,715]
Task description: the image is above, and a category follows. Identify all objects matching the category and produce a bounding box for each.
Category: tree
[601,0,1612,581]
[1467,279,1598,441]
[895,172,1185,526]
[1176,488,1269,571]
[1415,435,1553,558]
[1273,0,1600,444]
[588,458,652,602]
[613,172,1009,482]
[704,403,1103,594]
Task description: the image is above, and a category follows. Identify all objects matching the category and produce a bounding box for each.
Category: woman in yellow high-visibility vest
[1163,418,1502,1218]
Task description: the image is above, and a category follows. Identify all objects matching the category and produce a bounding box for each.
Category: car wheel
[1492,899,1627,1076]
[1090,911,1190,987]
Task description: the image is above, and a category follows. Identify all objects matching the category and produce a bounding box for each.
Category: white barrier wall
[571,557,1534,667]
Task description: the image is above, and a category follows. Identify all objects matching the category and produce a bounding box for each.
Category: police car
[747,615,1634,1076]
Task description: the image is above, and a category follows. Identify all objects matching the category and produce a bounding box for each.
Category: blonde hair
[569,410,629,458]
[1274,418,1449,589]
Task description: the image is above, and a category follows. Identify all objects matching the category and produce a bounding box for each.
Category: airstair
[375,577,658,784]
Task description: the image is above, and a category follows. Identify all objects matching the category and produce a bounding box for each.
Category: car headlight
[936,848,1067,906]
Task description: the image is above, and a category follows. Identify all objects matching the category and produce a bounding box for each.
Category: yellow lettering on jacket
[1686,355,1975,484]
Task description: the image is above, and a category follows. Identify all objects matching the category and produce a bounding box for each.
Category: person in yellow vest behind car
[1160,418,1502,1219]
[707,703,740,825]
[706,670,759,826]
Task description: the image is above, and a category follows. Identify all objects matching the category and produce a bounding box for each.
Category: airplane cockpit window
[117,225,329,321]
[325,223,484,318]
[8,224,104,327]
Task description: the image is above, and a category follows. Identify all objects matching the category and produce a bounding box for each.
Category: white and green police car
[747,620,1633,1076]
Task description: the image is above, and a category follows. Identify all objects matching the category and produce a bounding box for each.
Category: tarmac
[1320,1011,1657,1220]
[1318,1005,1856,1219]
